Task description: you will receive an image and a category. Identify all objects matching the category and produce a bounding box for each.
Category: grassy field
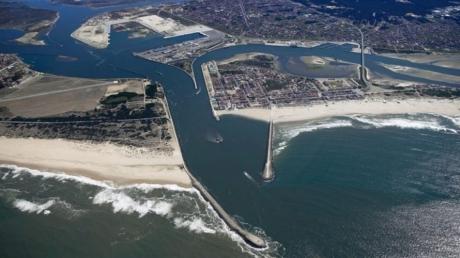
[0,75,113,117]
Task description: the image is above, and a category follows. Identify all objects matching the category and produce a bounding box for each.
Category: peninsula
[201,52,460,187]
[0,54,191,187]
[0,2,58,45]
[203,53,460,123]
[71,7,216,49]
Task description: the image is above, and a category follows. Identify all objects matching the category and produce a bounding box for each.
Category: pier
[358,28,371,89]
[184,166,267,249]
[262,119,274,181]
[191,58,198,90]
[164,92,265,249]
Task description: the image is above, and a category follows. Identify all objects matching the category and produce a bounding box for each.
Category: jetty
[262,119,274,181]
[191,59,198,90]
[358,29,371,89]
[184,166,267,249]
[164,92,266,249]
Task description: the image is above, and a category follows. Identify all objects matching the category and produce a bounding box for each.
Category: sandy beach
[216,98,460,123]
[0,137,191,187]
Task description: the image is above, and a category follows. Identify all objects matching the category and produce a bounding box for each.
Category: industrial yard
[71,7,217,49]
[134,29,228,73]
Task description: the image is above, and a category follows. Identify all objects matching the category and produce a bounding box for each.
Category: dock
[262,119,274,181]
[201,62,221,121]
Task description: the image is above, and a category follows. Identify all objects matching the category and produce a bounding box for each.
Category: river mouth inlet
[1,0,460,257]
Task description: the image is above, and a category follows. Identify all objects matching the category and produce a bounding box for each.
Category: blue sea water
[293,0,458,22]
[0,0,460,257]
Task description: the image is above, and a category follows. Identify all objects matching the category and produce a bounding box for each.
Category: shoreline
[0,137,192,188]
[215,98,460,123]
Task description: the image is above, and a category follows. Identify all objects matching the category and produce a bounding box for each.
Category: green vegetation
[420,88,460,98]
[100,92,140,106]
[233,55,275,69]
[265,79,287,91]
[145,83,159,98]
[220,70,245,75]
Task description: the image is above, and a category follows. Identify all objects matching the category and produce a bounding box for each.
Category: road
[0,81,114,103]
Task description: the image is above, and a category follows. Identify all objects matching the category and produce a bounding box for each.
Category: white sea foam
[1,164,194,193]
[92,189,173,218]
[121,183,196,194]
[274,120,354,155]
[441,115,460,127]
[3,164,112,188]
[453,117,460,127]
[13,199,55,215]
[1,172,9,180]
[274,114,459,157]
[0,165,270,254]
[280,120,354,140]
[351,115,458,133]
[174,217,217,234]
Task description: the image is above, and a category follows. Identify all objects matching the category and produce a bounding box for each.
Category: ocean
[1,0,460,257]
[1,114,459,257]
[0,165,259,258]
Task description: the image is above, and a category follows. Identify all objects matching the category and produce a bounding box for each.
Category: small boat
[243,171,254,182]
[215,135,224,143]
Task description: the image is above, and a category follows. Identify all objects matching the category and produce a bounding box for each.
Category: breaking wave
[0,165,279,256]
[274,114,460,155]
[13,199,55,215]
[274,119,353,155]
[174,217,217,234]
[92,189,173,218]
[351,115,458,133]
[1,164,194,192]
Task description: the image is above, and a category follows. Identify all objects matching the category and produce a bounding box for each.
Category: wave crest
[13,199,55,215]
[1,164,276,255]
[274,114,459,156]
[92,189,173,218]
[351,115,458,133]
[174,217,217,234]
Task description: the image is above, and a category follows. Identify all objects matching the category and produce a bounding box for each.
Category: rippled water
[1,0,460,256]
[0,165,279,258]
[269,114,460,257]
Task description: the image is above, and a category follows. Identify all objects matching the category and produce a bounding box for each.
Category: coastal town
[0,0,460,257]
[164,0,460,52]
[201,52,460,121]
[202,54,363,112]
